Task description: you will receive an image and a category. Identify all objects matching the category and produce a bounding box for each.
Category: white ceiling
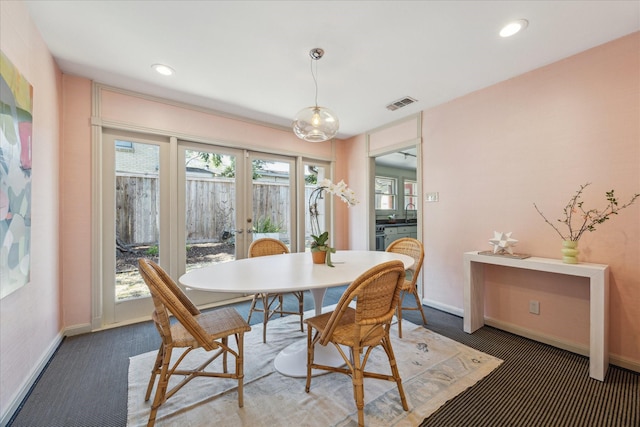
[376,148,417,170]
[25,1,639,140]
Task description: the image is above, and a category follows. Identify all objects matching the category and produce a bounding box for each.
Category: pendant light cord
[310,56,319,108]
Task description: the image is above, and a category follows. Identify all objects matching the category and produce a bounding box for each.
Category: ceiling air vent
[386,96,418,111]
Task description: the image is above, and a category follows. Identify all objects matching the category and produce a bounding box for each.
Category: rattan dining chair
[246,238,304,343]
[138,259,251,427]
[304,260,409,427]
[386,237,427,338]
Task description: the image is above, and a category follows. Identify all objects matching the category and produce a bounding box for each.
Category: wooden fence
[116,175,313,245]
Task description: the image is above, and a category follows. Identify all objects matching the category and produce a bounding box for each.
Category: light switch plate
[425,192,439,202]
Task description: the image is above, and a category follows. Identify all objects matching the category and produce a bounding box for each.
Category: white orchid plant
[309,178,358,266]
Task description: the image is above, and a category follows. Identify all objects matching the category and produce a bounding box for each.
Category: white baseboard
[421,299,639,375]
[485,317,640,375]
[609,352,640,374]
[63,322,92,337]
[485,317,589,356]
[422,298,463,317]
[1,332,64,427]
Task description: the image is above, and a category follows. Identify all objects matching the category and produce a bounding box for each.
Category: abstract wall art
[1,51,33,299]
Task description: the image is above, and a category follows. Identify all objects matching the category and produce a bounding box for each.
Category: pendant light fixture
[292,48,339,142]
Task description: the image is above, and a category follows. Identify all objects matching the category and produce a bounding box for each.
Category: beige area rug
[128,311,502,426]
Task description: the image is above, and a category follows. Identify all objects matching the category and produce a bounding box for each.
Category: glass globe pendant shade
[292,106,339,142]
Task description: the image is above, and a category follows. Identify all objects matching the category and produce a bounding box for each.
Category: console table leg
[589,268,609,381]
[464,259,485,333]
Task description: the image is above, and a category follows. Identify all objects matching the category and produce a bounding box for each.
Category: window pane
[115,141,158,301]
[252,158,290,250]
[304,164,328,250]
[184,149,237,273]
[404,180,417,197]
[115,139,134,151]
[404,180,417,210]
[375,176,396,210]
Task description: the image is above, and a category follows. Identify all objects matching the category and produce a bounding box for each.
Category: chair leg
[279,295,285,317]
[262,294,269,343]
[222,336,228,373]
[382,337,409,411]
[236,332,245,408]
[298,292,304,332]
[412,287,427,325]
[397,291,406,338]
[148,346,173,427]
[351,348,366,427]
[144,347,164,401]
[247,294,259,323]
[305,326,315,393]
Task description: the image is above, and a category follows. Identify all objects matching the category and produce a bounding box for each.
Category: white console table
[463,251,609,381]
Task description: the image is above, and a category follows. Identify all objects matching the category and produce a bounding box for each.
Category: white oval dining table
[179,250,414,377]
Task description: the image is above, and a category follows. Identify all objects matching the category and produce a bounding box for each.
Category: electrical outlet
[529,300,540,315]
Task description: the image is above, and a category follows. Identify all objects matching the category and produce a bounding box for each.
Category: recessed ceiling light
[151,63,174,76]
[500,19,528,38]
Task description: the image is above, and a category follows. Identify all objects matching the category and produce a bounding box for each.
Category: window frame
[374,175,397,212]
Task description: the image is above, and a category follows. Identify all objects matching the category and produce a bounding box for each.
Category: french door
[176,142,245,307]
[101,130,298,325]
[102,130,166,324]
[246,152,295,250]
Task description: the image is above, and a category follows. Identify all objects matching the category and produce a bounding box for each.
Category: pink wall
[60,76,93,327]
[0,0,62,420]
[1,1,638,420]
[338,134,369,250]
[99,89,331,158]
[421,33,639,363]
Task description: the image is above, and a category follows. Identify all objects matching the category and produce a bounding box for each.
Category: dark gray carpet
[417,309,639,427]
[8,286,639,426]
